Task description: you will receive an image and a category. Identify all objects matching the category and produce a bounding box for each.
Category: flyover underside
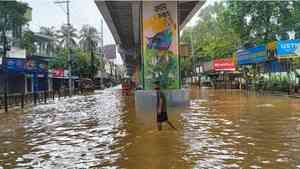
[95,1,205,76]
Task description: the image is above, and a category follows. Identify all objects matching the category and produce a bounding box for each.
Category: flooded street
[1,88,300,169]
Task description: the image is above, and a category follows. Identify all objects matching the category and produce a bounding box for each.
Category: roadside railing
[0,89,81,111]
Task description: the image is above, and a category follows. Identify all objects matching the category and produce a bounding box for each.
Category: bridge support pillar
[141,1,180,90]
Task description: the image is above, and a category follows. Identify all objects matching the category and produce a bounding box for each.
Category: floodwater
[1,88,300,169]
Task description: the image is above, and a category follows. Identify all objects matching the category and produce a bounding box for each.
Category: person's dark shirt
[156,91,167,113]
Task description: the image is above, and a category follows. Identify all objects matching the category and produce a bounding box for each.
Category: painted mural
[143,1,179,90]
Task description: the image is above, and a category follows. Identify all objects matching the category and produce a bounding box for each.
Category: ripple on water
[182,89,300,169]
[13,91,127,168]
[2,88,300,169]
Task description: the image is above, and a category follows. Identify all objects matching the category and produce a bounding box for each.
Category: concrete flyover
[95,1,205,77]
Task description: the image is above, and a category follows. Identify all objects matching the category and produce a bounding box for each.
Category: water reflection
[0,88,300,169]
[183,89,300,169]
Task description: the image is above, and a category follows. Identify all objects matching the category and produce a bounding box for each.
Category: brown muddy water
[0,88,300,169]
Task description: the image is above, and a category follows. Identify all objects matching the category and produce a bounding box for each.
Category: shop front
[212,58,240,89]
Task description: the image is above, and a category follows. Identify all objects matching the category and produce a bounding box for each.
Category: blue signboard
[6,58,26,73]
[26,59,48,73]
[276,39,300,57]
[237,45,267,65]
[4,58,48,75]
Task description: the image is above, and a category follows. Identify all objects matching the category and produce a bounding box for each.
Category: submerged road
[1,88,300,169]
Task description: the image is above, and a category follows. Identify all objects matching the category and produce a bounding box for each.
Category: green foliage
[79,25,101,78]
[49,48,68,69]
[144,48,179,89]
[39,26,58,52]
[0,1,29,31]
[181,1,300,66]
[79,25,100,52]
[181,2,241,63]
[180,57,192,78]
[49,48,100,78]
[56,24,78,48]
[0,1,30,51]
[43,24,104,78]
[20,30,35,53]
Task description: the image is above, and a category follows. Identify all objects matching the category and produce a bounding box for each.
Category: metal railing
[0,89,81,111]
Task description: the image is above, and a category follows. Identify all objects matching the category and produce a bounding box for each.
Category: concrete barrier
[134,89,189,114]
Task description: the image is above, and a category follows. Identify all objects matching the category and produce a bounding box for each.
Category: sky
[20,0,211,65]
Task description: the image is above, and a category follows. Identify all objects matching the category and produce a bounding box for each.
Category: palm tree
[39,26,58,53]
[57,24,78,49]
[79,25,100,51]
[79,25,101,78]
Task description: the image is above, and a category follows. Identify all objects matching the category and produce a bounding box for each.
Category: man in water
[154,81,177,131]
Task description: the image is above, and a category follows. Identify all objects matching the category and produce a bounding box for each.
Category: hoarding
[143,1,179,89]
[26,59,48,73]
[6,58,26,72]
[213,58,235,71]
[237,45,267,65]
[7,47,26,59]
[52,68,64,77]
[4,58,48,74]
[276,39,300,58]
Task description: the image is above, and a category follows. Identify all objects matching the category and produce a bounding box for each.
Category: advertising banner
[276,39,300,58]
[26,59,48,73]
[6,58,26,72]
[4,58,48,75]
[52,68,64,77]
[143,1,179,89]
[213,58,235,71]
[7,47,26,59]
[237,45,267,65]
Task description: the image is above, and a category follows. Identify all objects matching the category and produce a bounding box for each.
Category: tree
[181,2,241,62]
[20,30,35,54]
[285,1,300,39]
[49,48,100,78]
[56,24,78,48]
[79,25,101,78]
[79,25,100,52]
[0,1,30,51]
[39,26,58,52]
[225,1,296,43]
[0,1,29,33]
[48,48,68,69]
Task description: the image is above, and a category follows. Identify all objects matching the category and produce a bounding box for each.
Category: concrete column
[142,1,180,90]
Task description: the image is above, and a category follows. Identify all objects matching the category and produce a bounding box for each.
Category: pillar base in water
[134,89,189,114]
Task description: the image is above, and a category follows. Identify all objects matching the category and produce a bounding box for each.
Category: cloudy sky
[20,0,210,64]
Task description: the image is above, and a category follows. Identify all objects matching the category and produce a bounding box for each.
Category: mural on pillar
[143,1,179,89]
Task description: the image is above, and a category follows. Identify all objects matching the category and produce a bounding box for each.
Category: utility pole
[101,19,103,58]
[100,19,104,88]
[1,3,10,112]
[1,15,8,112]
[54,0,72,96]
[190,30,195,84]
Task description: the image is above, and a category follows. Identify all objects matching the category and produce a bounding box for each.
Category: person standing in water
[154,81,177,131]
